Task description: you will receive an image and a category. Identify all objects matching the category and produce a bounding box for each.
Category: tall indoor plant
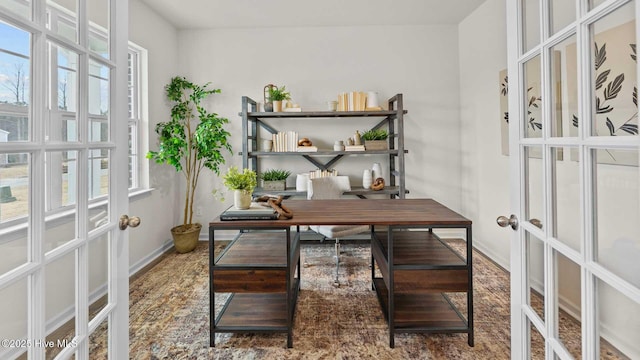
[147,76,232,253]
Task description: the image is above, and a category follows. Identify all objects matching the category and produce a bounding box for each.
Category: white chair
[307,176,370,286]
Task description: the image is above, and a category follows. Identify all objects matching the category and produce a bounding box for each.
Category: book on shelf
[297,146,318,152]
[344,145,365,151]
[283,107,302,112]
[219,203,279,221]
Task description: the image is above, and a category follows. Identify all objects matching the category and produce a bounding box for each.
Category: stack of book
[344,145,365,151]
[271,131,299,152]
[219,203,279,221]
[337,91,368,111]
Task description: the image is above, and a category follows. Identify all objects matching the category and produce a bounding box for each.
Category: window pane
[0,227,27,277]
[88,0,109,58]
[128,124,137,189]
[0,153,29,222]
[525,146,544,224]
[524,55,543,138]
[589,1,637,138]
[48,42,79,143]
[594,149,640,288]
[0,0,30,20]
[47,1,77,43]
[0,22,31,142]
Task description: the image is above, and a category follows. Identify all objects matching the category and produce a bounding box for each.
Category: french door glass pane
[48,43,79,142]
[589,1,637,138]
[524,55,543,138]
[0,277,27,359]
[89,316,108,356]
[527,232,546,322]
[597,278,640,358]
[552,146,581,252]
[530,319,545,360]
[88,61,109,142]
[522,0,541,53]
[89,148,109,200]
[88,0,109,58]
[589,0,607,11]
[0,153,29,222]
[44,151,77,252]
[47,0,77,43]
[89,233,109,321]
[45,251,76,359]
[551,34,577,138]
[0,21,31,142]
[594,149,640,287]
[555,250,582,359]
[0,0,30,20]
[0,228,26,276]
[550,0,575,35]
[525,146,544,224]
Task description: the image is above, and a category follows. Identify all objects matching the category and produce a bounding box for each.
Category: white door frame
[506,0,640,359]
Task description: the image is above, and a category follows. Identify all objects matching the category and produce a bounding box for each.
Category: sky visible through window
[0,21,30,105]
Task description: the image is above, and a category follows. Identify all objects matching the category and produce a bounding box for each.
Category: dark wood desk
[209,199,473,348]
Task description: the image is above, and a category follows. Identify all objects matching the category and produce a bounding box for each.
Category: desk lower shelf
[215,293,290,331]
[372,278,468,331]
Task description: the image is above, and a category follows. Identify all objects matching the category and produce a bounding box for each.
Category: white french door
[506,0,639,358]
[0,0,130,359]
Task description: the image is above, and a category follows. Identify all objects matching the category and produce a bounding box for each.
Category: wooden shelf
[240,110,408,118]
[216,232,287,266]
[373,231,467,266]
[248,149,406,156]
[373,279,468,331]
[215,293,288,330]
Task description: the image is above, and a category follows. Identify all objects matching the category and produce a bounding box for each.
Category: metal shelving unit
[239,94,408,199]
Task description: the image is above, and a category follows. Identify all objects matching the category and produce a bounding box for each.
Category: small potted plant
[260,169,291,191]
[223,167,257,210]
[268,85,291,112]
[361,129,389,150]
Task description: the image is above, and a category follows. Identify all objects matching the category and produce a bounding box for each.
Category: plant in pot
[147,76,232,253]
[260,169,291,191]
[223,167,257,210]
[268,85,291,112]
[361,128,389,150]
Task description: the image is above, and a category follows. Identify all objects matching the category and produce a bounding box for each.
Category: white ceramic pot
[366,91,379,108]
[233,189,252,210]
[362,169,373,189]
[296,173,310,191]
[372,162,383,180]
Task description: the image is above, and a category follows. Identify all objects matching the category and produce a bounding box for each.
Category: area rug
[87,239,625,359]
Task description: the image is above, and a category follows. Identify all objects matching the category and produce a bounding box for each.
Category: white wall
[128,0,181,269]
[459,0,639,357]
[177,25,463,228]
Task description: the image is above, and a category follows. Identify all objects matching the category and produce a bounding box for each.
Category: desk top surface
[209,198,471,228]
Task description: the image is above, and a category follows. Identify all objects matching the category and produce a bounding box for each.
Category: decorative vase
[264,102,273,112]
[362,169,373,189]
[170,223,201,253]
[273,100,283,112]
[234,189,252,210]
[372,162,383,180]
[296,173,310,191]
[366,91,379,108]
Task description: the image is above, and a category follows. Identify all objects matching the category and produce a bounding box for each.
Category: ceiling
[139,0,488,29]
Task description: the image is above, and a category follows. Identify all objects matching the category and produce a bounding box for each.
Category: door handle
[119,215,141,230]
[496,214,518,230]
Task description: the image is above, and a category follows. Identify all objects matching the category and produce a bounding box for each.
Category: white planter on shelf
[233,189,252,210]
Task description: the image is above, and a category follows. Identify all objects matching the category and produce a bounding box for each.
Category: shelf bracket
[301,154,344,170]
